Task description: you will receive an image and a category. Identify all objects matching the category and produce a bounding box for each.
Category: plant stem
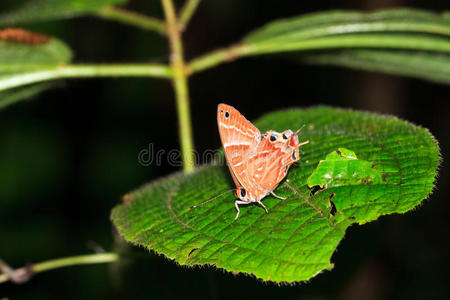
[97,6,166,35]
[187,44,252,74]
[179,0,202,30]
[0,253,118,284]
[162,0,196,172]
[0,64,173,92]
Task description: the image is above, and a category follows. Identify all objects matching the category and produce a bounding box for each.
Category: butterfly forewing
[217,104,260,188]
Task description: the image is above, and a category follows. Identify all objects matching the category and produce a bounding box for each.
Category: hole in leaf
[329,193,337,216]
[309,185,324,196]
[185,247,200,263]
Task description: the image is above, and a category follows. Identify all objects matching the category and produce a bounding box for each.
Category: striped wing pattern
[246,137,295,198]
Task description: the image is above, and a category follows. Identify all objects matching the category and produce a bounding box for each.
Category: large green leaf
[189,9,450,85]
[111,106,440,283]
[244,9,450,43]
[0,29,72,105]
[242,9,450,84]
[0,0,127,25]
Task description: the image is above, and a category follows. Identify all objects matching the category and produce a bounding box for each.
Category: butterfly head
[267,129,299,147]
[236,187,254,202]
[265,130,293,143]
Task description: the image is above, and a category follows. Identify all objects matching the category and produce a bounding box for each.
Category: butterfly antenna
[189,189,235,210]
[294,124,306,135]
[294,125,309,146]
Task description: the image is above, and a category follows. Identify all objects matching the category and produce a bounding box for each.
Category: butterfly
[217,103,309,219]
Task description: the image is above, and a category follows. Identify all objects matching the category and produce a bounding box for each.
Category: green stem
[188,34,450,74]
[188,44,252,74]
[0,64,173,92]
[0,253,118,284]
[179,0,202,30]
[162,0,196,172]
[97,6,166,35]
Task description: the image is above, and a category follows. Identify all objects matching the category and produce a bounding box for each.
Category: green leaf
[0,35,71,66]
[301,49,450,85]
[0,29,72,106]
[307,147,383,189]
[0,0,127,25]
[239,9,450,84]
[111,107,440,283]
[244,9,450,43]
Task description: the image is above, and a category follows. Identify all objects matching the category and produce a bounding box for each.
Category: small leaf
[0,28,72,106]
[0,29,72,66]
[111,107,440,283]
[307,147,383,189]
[239,9,450,84]
[0,0,128,25]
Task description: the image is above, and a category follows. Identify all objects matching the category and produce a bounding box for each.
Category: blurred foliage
[0,0,127,25]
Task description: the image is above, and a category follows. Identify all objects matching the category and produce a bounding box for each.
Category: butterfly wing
[217,103,261,189]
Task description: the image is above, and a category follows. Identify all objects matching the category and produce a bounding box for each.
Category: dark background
[0,0,449,299]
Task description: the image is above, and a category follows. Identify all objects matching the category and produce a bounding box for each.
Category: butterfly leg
[256,201,269,214]
[234,200,249,220]
[271,191,287,200]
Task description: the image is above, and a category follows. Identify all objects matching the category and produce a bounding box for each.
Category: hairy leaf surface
[111,107,440,283]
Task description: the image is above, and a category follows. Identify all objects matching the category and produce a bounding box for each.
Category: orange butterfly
[217,103,309,219]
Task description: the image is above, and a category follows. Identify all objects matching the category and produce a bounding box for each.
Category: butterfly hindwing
[245,132,294,197]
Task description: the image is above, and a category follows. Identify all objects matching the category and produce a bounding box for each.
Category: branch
[0,64,173,92]
[162,0,196,172]
[97,6,166,36]
[0,253,118,284]
[179,0,202,30]
[187,43,251,74]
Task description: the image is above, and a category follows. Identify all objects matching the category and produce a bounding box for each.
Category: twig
[97,6,166,35]
[0,63,173,92]
[179,0,202,30]
[0,253,118,285]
